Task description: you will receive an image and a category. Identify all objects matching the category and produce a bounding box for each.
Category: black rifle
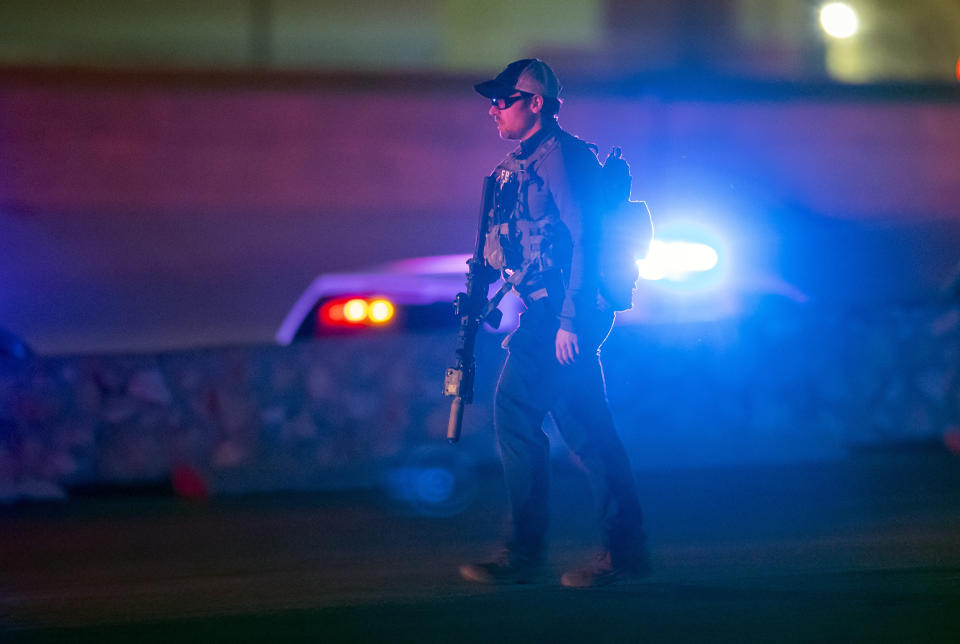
[443,175,503,443]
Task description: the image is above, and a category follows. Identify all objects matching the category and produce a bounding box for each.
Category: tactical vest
[483,133,569,281]
[483,129,650,313]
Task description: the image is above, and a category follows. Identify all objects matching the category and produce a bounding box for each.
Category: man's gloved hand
[556,328,580,365]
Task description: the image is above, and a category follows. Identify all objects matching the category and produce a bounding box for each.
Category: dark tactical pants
[495,299,645,561]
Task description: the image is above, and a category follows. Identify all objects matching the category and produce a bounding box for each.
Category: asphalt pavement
[1,444,959,642]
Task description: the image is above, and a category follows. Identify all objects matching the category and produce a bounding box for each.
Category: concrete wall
[3,74,959,220]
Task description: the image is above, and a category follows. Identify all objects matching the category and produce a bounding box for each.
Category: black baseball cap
[474,59,562,100]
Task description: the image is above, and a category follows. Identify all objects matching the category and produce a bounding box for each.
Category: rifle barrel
[447,397,465,443]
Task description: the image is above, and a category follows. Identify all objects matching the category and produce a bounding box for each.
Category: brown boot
[561,550,651,588]
[460,550,546,585]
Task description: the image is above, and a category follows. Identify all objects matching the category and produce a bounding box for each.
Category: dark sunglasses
[490,93,531,110]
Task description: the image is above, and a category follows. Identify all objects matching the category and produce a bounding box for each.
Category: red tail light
[319,297,396,327]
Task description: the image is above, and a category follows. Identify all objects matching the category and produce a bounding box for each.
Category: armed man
[458,59,650,588]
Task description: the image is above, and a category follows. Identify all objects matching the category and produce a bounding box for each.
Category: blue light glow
[414,467,455,504]
[636,219,727,293]
[637,240,719,281]
[382,446,478,517]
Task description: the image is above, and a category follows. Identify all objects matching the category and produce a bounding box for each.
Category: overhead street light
[819,2,859,39]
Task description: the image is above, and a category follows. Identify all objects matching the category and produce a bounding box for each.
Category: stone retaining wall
[2,305,958,502]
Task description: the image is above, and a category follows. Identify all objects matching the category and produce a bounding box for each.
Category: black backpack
[597,147,654,311]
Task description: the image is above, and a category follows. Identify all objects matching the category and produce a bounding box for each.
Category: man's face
[488,92,540,141]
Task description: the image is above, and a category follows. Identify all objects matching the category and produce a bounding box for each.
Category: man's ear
[528,94,544,114]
